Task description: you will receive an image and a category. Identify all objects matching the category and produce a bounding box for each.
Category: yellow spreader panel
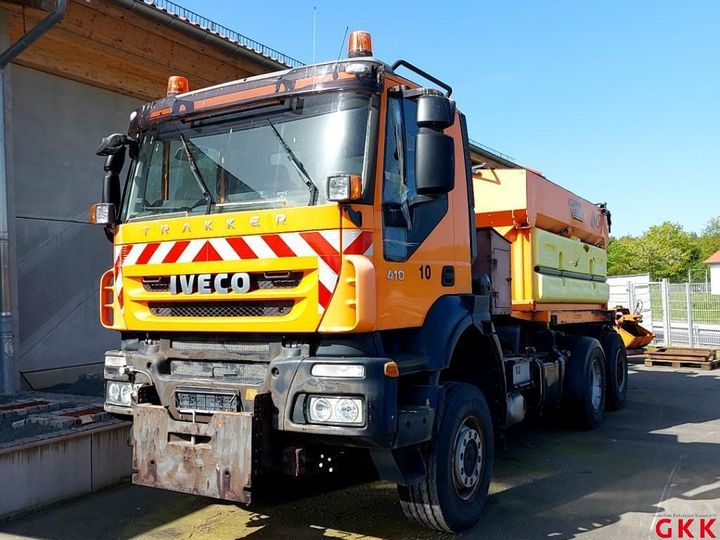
[532,228,607,277]
[509,227,609,305]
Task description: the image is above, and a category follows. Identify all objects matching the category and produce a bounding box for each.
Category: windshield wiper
[266,119,318,205]
[178,133,214,214]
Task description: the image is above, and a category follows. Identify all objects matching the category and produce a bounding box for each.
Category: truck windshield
[123,92,375,221]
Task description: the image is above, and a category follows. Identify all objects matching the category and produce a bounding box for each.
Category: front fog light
[307,396,364,425]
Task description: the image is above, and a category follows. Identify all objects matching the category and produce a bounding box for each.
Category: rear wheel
[601,332,628,410]
[398,382,493,533]
[560,336,607,430]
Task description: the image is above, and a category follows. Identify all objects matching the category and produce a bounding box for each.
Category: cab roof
[129,59,389,136]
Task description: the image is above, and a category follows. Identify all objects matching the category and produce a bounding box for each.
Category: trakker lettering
[169,273,250,295]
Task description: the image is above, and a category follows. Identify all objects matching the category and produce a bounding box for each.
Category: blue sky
[179,0,719,237]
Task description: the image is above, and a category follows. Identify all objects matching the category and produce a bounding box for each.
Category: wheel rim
[615,351,626,392]
[451,416,484,500]
[591,359,603,410]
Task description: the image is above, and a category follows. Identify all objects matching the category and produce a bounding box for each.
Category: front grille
[170,360,267,385]
[142,272,302,292]
[175,389,238,414]
[171,341,271,356]
[149,300,293,318]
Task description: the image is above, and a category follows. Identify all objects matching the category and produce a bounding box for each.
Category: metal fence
[619,280,720,348]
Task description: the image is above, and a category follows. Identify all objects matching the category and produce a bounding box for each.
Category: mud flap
[132,404,253,503]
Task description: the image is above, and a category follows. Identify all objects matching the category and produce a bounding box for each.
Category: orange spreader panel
[473,169,609,248]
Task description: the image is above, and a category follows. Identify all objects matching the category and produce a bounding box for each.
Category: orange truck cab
[91,31,623,533]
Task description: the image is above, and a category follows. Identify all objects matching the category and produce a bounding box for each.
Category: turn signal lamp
[167,75,189,97]
[348,30,373,58]
[384,361,399,378]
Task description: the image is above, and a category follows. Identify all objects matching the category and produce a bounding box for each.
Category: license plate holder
[174,388,239,414]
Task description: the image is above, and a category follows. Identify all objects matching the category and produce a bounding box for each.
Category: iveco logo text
[169,273,250,295]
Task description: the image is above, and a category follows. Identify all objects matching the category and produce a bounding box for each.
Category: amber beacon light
[167,75,190,97]
[348,30,373,58]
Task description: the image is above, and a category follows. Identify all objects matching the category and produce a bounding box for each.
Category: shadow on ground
[1,365,719,540]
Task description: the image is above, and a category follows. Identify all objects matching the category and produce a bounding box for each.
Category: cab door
[374,90,460,329]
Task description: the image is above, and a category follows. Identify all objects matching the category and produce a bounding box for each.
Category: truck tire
[398,382,493,533]
[560,336,606,430]
[600,332,628,411]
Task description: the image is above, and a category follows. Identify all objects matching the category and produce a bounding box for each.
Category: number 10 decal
[419,265,431,280]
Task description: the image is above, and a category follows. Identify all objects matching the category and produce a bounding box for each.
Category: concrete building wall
[8,65,141,384]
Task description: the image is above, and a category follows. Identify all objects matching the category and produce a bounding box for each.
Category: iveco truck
[92,31,626,533]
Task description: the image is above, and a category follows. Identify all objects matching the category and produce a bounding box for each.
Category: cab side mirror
[96,133,129,157]
[416,94,455,129]
[415,94,455,195]
[92,133,133,227]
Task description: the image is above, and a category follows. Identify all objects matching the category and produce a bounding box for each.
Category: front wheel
[398,382,494,533]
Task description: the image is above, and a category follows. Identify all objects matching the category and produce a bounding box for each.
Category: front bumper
[274,356,399,448]
[105,343,403,448]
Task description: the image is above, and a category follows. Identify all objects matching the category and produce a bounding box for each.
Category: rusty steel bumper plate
[132,404,253,503]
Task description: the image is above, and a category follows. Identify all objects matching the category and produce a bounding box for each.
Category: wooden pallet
[644,347,720,370]
[644,358,720,371]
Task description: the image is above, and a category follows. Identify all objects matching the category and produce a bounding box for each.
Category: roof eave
[109,0,299,71]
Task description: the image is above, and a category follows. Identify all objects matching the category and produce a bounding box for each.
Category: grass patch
[650,287,720,324]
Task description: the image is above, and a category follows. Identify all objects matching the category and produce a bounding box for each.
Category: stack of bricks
[7,404,108,430]
[0,394,113,448]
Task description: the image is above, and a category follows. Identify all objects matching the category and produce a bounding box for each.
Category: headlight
[106,381,137,406]
[336,399,361,423]
[309,397,333,422]
[107,382,121,403]
[311,363,365,378]
[120,384,133,404]
[307,396,364,425]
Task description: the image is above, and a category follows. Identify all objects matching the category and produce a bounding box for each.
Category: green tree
[638,222,701,281]
[606,218,720,282]
[607,236,645,276]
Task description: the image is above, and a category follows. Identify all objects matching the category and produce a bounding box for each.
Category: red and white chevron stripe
[113,229,373,313]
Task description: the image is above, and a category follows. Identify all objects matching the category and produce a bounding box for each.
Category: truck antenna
[312,7,317,64]
[336,26,349,61]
